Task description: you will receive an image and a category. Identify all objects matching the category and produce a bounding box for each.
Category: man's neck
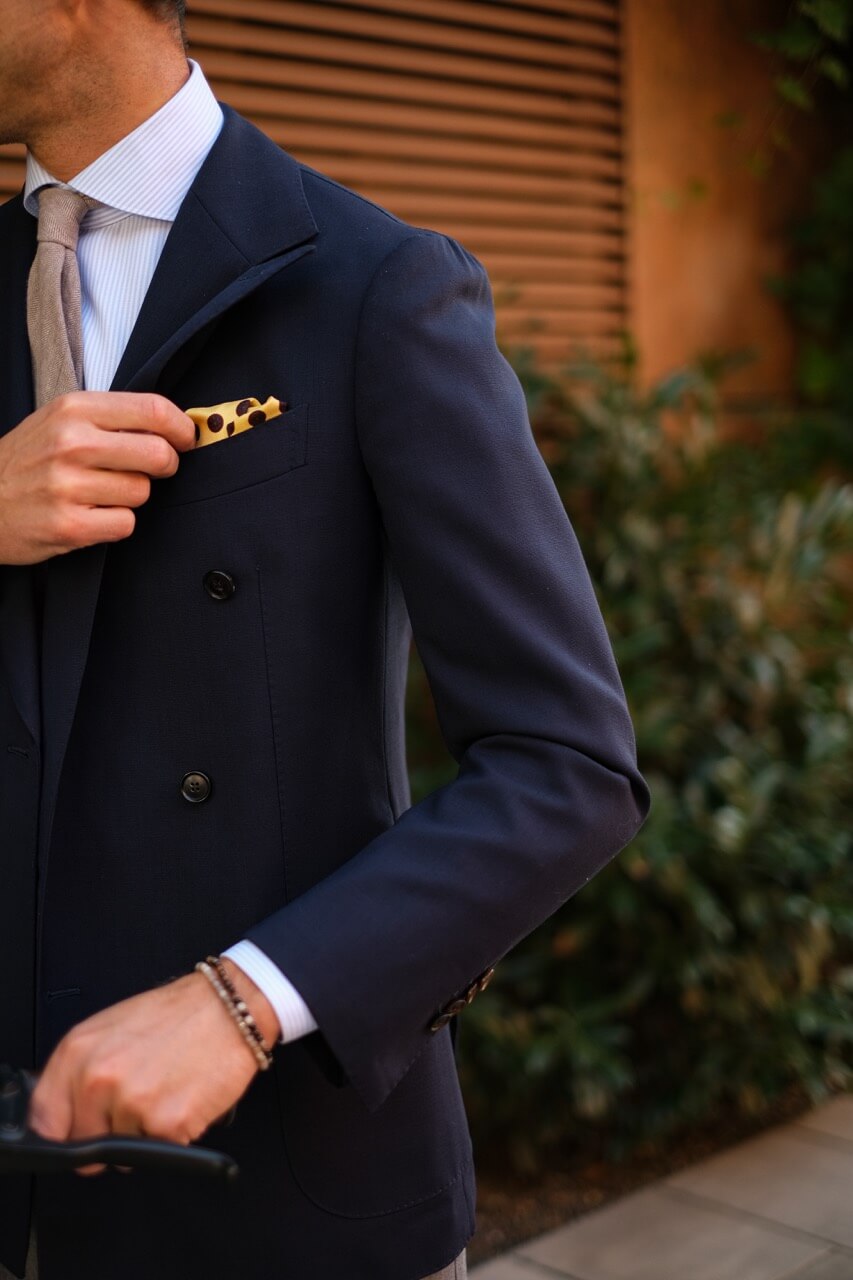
[27,57,191,183]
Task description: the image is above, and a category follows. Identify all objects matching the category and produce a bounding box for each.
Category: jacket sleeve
[244,229,652,1112]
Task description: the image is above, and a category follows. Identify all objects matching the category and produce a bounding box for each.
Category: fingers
[43,398,190,482]
[46,503,139,554]
[0,392,196,564]
[40,392,196,489]
[56,468,153,509]
[28,1054,108,1176]
[66,1061,117,1178]
[46,422,179,483]
[22,978,247,1180]
[30,1037,115,1177]
[68,1125,110,1177]
[28,1072,72,1145]
[109,1107,147,1175]
[46,391,196,455]
[33,1065,151,1177]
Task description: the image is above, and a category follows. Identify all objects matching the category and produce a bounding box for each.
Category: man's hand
[0,391,197,566]
[28,959,281,1176]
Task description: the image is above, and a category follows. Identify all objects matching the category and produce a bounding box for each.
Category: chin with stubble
[0,0,74,150]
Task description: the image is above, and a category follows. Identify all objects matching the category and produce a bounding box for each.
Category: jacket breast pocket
[274,1026,473,1218]
[148,402,309,508]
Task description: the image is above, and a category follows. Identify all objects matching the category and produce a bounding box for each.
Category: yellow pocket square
[185,396,287,449]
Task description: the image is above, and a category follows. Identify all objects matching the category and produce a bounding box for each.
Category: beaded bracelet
[195,958,272,1071]
[205,955,273,1058]
[195,958,274,1072]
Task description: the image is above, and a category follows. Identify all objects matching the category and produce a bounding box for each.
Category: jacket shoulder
[216,105,460,271]
[296,160,447,261]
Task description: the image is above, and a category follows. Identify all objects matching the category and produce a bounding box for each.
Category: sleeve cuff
[222,939,319,1046]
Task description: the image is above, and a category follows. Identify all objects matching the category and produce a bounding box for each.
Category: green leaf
[776,75,815,109]
[798,341,839,400]
[746,147,773,178]
[756,20,824,58]
[818,54,851,87]
[799,0,851,42]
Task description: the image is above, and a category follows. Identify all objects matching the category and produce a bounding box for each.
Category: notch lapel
[110,104,319,394]
[35,104,319,884]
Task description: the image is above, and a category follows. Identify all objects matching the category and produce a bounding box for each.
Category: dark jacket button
[181,771,212,803]
[446,998,468,1017]
[203,570,236,600]
[429,1012,453,1032]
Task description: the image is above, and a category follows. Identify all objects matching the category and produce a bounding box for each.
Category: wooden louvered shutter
[0,147,22,204]
[1,1,628,369]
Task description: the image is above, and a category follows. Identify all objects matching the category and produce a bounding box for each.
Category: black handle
[0,1065,238,1180]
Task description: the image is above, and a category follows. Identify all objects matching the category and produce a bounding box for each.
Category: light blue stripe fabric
[23,58,223,393]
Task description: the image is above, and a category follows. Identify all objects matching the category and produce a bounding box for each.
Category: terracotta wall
[1,1,822,402]
[181,0,629,371]
[0,1,630,372]
[622,0,819,402]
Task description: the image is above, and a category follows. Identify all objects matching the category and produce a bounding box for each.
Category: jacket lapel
[0,199,39,746]
[110,104,319,394]
[33,104,319,876]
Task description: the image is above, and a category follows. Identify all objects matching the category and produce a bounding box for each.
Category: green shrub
[406,347,853,1171]
[755,0,853,464]
[769,146,853,434]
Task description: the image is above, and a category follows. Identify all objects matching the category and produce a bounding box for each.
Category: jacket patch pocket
[274,1026,473,1218]
[149,402,309,508]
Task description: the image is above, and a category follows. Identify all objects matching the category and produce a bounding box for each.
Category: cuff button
[477,967,495,993]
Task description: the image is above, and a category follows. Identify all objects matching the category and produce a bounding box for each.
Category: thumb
[28,1072,73,1143]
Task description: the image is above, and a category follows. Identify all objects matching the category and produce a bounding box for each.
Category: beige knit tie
[27,185,98,410]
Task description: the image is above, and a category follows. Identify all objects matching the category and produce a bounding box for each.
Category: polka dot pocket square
[185,395,288,449]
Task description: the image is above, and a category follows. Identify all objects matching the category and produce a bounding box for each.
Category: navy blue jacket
[0,104,651,1280]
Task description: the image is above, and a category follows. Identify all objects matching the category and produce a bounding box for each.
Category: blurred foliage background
[759,0,853,445]
[405,0,853,1172]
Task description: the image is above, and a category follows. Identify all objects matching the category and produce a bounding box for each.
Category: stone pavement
[471,1094,853,1280]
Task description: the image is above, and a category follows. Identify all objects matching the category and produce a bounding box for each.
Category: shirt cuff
[221,939,319,1046]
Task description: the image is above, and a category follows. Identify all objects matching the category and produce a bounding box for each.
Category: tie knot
[35,185,98,250]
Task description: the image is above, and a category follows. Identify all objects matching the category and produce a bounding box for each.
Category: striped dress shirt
[23,57,318,1048]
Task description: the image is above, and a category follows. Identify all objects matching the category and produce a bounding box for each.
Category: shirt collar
[24,58,224,225]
